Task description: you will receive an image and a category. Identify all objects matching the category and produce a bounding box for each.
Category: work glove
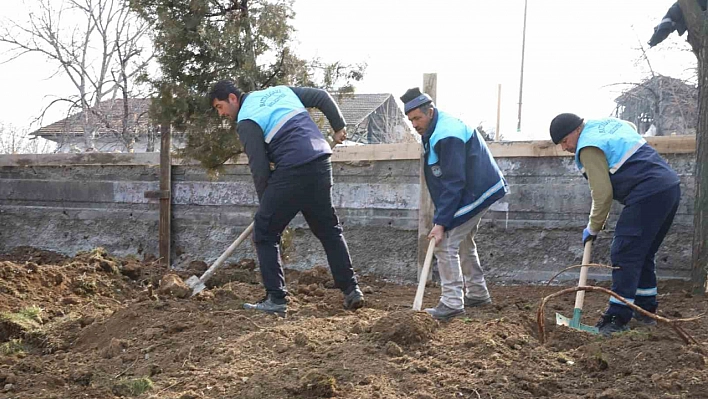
[582,227,597,244]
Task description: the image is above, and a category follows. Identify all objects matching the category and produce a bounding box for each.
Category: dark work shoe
[424,302,465,321]
[633,312,658,326]
[464,296,492,308]
[343,287,365,310]
[243,296,287,317]
[595,315,629,336]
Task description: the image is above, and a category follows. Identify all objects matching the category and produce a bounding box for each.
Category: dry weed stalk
[537,285,703,345]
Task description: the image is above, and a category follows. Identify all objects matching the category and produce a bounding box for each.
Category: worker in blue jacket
[401,87,508,320]
[208,80,364,317]
[550,113,681,335]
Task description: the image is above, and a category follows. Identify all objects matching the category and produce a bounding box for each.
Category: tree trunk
[678,0,708,294]
[691,44,708,294]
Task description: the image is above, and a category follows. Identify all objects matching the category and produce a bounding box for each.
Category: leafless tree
[0,0,154,152]
[0,123,55,154]
[611,29,698,137]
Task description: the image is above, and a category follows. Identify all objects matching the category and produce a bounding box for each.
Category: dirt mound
[545,322,594,352]
[369,310,438,345]
[296,370,338,397]
[294,266,332,286]
[0,246,68,265]
[176,258,261,287]
[0,247,707,399]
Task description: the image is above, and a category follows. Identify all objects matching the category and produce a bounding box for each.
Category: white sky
[0,0,698,141]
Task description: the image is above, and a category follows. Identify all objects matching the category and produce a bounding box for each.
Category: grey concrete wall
[481,153,694,282]
[0,148,695,284]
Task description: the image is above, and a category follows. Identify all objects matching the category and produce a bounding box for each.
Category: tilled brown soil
[0,247,707,399]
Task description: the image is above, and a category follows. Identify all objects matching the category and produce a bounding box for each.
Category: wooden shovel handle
[413,239,437,311]
[574,240,593,310]
[198,222,255,284]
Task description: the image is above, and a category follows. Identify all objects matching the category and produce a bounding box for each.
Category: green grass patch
[0,339,27,355]
[1,305,43,330]
[112,377,154,397]
[18,305,43,324]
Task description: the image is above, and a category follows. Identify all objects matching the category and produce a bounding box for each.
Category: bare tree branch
[0,0,154,152]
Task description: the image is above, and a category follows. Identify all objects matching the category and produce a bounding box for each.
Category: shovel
[413,239,436,311]
[555,240,599,334]
[185,137,340,297]
[185,222,254,296]
[184,136,337,296]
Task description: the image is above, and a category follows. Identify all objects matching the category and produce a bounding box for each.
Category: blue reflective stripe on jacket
[575,118,680,205]
[423,110,508,230]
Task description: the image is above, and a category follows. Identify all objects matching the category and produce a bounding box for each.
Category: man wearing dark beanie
[402,87,508,320]
[549,113,681,336]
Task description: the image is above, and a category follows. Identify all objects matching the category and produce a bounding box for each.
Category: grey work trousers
[434,209,491,310]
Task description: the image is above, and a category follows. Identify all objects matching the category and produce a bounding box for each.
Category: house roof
[310,93,394,132]
[31,92,398,138]
[30,98,151,137]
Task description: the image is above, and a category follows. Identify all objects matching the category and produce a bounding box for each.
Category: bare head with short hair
[209,80,243,121]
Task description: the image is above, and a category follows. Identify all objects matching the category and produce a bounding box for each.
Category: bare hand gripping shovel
[555,240,600,334]
[185,222,254,296]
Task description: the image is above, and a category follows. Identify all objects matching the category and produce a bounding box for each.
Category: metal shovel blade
[185,275,206,297]
[555,308,599,334]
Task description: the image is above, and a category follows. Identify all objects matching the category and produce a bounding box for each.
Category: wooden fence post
[159,123,172,267]
[417,73,437,281]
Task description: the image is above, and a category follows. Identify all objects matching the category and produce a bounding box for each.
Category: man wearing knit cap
[549,113,681,336]
[402,87,508,320]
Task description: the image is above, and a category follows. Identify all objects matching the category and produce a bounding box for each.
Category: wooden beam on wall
[330,142,420,162]
[485,135,697,158]
[0,152,161,167]
[645,135,697,154]
[0,136,695,168]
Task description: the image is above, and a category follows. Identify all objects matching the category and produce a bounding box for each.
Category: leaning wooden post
[417,73,437,281]
[159,122,172,267]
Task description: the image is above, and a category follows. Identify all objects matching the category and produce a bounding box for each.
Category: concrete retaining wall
[0,140,696,283]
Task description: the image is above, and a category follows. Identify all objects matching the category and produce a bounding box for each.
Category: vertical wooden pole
[517,0,528,133]
[496,83,502,141]
[417,73,437,281]
[159,123,172,267]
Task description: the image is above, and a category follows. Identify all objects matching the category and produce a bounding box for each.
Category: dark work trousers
[253,155,358,300]
[607,184,681,324]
